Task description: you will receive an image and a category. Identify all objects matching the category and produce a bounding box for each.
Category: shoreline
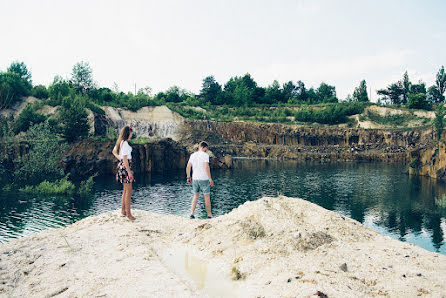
[1,196,445,297]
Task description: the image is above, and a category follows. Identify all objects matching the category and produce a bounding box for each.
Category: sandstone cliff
[409,141,446,179]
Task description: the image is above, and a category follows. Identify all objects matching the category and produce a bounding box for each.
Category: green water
[0,160,445,254]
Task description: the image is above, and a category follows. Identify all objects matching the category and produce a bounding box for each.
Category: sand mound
[0,196,445,297]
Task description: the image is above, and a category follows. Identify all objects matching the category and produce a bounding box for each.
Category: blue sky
[1,0,445,100]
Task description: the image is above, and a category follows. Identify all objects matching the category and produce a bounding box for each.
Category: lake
[1,160,445,255]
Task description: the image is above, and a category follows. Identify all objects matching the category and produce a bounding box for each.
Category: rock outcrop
[409,141,446,179]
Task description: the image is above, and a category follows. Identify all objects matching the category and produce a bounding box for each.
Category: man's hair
[199,141,209,148]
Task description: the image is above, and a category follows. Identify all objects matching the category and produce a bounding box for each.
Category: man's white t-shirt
[189,151,209,180]
[114,141,132,160]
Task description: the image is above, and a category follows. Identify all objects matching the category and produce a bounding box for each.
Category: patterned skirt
[116,160,135,184]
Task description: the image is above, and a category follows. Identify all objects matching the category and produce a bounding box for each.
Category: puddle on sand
[160,246,244,297]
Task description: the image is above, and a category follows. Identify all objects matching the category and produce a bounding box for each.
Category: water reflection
[0,160,445,255]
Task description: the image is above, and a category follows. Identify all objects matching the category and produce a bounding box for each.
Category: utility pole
[134,83,137,95]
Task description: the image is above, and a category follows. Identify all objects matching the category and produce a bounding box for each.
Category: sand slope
[0,196,445,297]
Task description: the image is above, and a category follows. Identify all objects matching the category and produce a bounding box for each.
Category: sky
[1,0,445,101]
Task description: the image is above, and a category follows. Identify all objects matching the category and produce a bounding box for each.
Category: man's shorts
[192,179,210,195]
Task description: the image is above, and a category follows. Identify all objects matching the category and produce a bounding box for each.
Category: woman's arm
[112,147,120,161]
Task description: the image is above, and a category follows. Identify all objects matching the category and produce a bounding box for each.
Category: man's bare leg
[190,193,200,216]
[204,194,212,218]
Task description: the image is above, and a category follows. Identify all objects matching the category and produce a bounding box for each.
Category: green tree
[282,81,297,103]
[199,76,222,105]
[14,104,47,134]
[32,85,49,99]
[223,74,258,106]
[59,96,89,142]
[428,85,443,103]
[0,72,31,109]
[14,121,65,185]
[435,66,446,102]
[7,61,32,86]
[70,61,95,94]
[407,93,430,110]
[316,82,337,103]
[402,71,411,104]
[377,82,404,105]
[48,75,71,104]
[434,103,445,140]
[264,80,283,104]
[353,80,369,102]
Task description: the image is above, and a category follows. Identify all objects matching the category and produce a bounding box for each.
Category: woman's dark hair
[115,126,132,154]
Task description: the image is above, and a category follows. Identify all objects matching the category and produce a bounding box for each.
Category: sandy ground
[1,196,445,297]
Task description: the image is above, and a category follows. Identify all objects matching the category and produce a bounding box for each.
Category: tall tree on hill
[71,61,95,95]
[7,61,32,87]
[353,80,369,102]
[316,82,337,103]
[199,76,222,105]
[436,66,446,102]
[402,71,411,104]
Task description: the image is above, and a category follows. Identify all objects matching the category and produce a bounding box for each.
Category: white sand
[1,196,445,297]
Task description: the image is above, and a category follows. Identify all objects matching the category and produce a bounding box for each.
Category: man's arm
[186,162,192,184]
[205,162,214,187]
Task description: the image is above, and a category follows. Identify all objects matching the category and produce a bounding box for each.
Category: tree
[377,82,404,105]
[353,80,369,102]
[48,75,71,104]
[434,103,445,140]
[282,81,297,102]
[199,76,222,104]
[223,74,257,106]
[59,96,89,142]
[32,85,49,99]
[410,81,426,94]
[402,71,411,104]
[435,66,446,102]
[428,86,443,104]
[264,80,283,104]
[316,82,337,103]
[0,72,31,109]
[14,104,47,134]
[14,121,65,185]
[7,61,32,86]
[407,93,430,110]
[70,61,95,94]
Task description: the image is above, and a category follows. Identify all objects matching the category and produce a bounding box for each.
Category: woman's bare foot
[121,210,126,216]
[127,214,136,222]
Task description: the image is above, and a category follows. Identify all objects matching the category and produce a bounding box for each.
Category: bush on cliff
[13,104,47,134]
[59,96,89,142]
[14,121,65,185]
[294,102,364,124]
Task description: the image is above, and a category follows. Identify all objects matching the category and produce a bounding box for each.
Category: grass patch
[79,174,97,196]
[19,176,75,195]
[365,110,429,127]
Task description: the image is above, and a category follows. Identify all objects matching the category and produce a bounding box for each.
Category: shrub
[79,174,97,195]
[19,175,75,195]
[32,85,49,99]
[86,102,105,115]
[408,93,430,110]
[14,121,65,185]
[0,72,30,109]
[59,96,90,142]
[48,76,71,105]
[14,104,47,134]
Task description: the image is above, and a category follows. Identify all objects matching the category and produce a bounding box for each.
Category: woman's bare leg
[124,183,135,221]
[121,187,127,216]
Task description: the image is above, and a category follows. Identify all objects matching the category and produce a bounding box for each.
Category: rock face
[183,120,434,162]
[409,141,446,179]
[60,138,189,178]
[103,106,184,140]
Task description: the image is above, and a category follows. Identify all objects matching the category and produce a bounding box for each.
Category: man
[186,141,214,219]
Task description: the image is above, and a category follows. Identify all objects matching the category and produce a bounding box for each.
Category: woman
[112,126,135,221]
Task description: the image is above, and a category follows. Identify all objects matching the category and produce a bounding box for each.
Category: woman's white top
[114,140,132,160]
